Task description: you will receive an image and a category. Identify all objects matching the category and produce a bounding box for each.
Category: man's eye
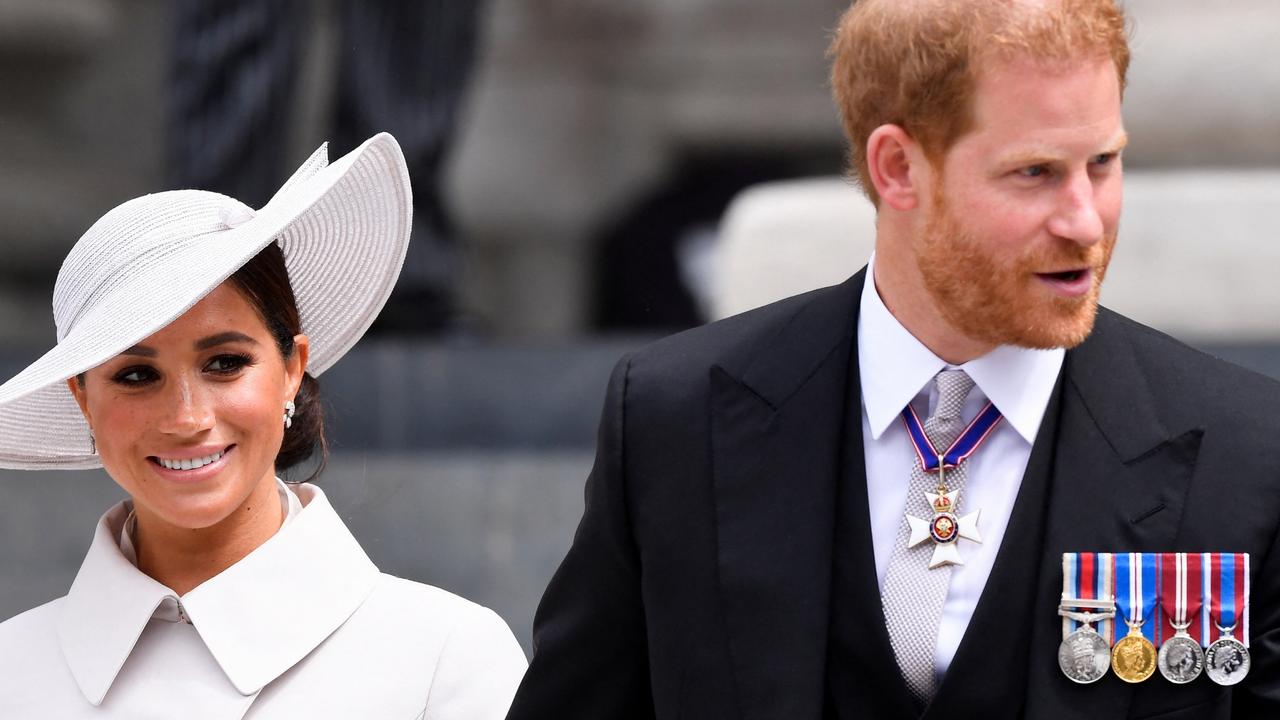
[1019,165,1049,178]
[113,367,157,386]
[206,354,252,374]
[1091,153,1116,165]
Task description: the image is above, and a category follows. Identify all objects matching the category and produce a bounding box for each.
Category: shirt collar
[858,253,1063,443]
[57,483,381,705]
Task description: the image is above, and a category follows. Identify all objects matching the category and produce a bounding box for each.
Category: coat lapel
[711,273,863,720]
[1022,310,1204,718]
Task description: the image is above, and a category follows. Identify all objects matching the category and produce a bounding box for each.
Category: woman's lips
[147,445,235,484]
[1035,268,1093,297]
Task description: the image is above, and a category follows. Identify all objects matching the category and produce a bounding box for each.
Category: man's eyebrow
[1102,130,1130,155]
[999,132,1130,168]
[195,331,259,351]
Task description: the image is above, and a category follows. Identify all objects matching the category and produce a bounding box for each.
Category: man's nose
[1047,170,1106,246]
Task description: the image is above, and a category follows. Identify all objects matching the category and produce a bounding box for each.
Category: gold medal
[1111,622,1157,683]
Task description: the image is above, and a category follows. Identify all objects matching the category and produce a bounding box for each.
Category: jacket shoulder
[361,575,523,658]
[626,281,854,390]
[0,597,81,705]
[1094,308,1280,421]
[364,576,526,715]
[0,595,61,644]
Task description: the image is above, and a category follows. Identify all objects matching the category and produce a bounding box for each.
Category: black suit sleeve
[505,356,656,719]
[1236,514,1280,716]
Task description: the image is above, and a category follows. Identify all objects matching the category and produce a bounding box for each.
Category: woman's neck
[131,477,285,596]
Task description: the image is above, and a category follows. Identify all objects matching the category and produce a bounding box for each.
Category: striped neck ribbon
[901,401,1003,472]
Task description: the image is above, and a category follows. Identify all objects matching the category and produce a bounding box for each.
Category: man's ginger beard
[915,180,1116,351]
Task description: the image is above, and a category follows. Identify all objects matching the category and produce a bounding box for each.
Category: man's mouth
[1035,268,1094,297]
[1039,269,1087,283]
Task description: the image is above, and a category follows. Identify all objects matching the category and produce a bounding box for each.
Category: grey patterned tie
[881,369,976,702]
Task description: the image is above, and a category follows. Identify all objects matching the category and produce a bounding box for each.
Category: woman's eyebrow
[195,331,259,350]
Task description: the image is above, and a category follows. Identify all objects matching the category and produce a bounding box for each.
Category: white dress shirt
[858,254,1063,682]
[0,482,528,719]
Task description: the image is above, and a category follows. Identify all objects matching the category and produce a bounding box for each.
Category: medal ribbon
[1158,553,1203,647]
[1207,552,1250,646]
[902,401,1003,471]
[1061,552,1114,641]
[1115,552,1157,642]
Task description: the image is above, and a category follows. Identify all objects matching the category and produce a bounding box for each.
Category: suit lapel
[1022,310,1204,718]
[711,273,863,720]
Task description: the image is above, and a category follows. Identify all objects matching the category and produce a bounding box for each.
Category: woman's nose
[158,374,215,436]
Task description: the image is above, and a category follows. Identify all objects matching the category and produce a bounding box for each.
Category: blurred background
[1,0,1279,654]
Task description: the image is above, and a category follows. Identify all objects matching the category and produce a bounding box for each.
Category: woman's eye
[205,354,252,375]
[112,367,158,386]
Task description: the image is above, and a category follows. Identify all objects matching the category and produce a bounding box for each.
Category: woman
[0,134,528,717]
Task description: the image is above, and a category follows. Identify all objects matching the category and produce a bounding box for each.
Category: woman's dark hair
[228,242,327,482]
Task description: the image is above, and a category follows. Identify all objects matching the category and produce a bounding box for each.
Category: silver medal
[1205,629,1251,686]
[1157,632,1205,684]
[1058,625,1110,684]
[1056,602,1115,684]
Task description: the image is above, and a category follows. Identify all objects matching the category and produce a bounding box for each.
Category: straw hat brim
[0,133,411,470]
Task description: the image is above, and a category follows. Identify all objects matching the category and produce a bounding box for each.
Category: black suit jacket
[506,270,1280,719]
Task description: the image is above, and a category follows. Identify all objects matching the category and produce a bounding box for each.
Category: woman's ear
[66,377,92,428]
[286,335,310,399]
[866,124,927,212]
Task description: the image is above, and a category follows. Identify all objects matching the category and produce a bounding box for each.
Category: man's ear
[866,124,927,212]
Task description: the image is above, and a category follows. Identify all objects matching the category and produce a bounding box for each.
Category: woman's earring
[284,400,296,429]
[89,430,96,455]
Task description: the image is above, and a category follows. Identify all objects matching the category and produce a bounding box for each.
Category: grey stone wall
[3,0,1276,341]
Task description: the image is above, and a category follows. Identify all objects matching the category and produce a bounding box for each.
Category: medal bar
[1057,552,1250,686]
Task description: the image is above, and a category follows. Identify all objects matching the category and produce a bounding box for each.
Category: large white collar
[858,253,1064,443]
[55,483,380,706]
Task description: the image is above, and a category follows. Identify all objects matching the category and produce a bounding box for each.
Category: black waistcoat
[823,348,1065,719]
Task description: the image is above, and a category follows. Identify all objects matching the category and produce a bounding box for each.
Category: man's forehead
[961,55,1125,158]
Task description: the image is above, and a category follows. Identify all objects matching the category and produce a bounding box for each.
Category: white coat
[0,483,528,719]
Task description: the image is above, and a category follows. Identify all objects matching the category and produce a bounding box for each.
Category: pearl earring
[284,400,296,429]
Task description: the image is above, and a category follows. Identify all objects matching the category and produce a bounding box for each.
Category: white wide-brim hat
[0,132,412,470]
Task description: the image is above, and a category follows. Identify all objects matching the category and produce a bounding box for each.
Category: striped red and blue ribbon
[901,401,1003,472]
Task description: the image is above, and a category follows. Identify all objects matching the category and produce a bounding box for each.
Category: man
[506,1,1280,717]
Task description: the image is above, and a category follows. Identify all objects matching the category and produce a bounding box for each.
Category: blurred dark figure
[168,0,484,334]
[593,151,843,332]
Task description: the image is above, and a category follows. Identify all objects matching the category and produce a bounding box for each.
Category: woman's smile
[147,444,237,483]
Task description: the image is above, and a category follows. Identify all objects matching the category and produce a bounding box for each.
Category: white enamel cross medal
[904,461,983,569]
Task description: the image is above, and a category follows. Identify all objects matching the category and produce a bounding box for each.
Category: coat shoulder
[624,280,857,400]
[0,597,82,708]
[1097,309,1280,419]
[369,575,516,636]
[362,574,525,664]
[362,576,527,717]
[0,595,62,649]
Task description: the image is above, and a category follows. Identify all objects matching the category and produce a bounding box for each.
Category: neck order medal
[905,463,981,569]
[901,402,1001,570]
